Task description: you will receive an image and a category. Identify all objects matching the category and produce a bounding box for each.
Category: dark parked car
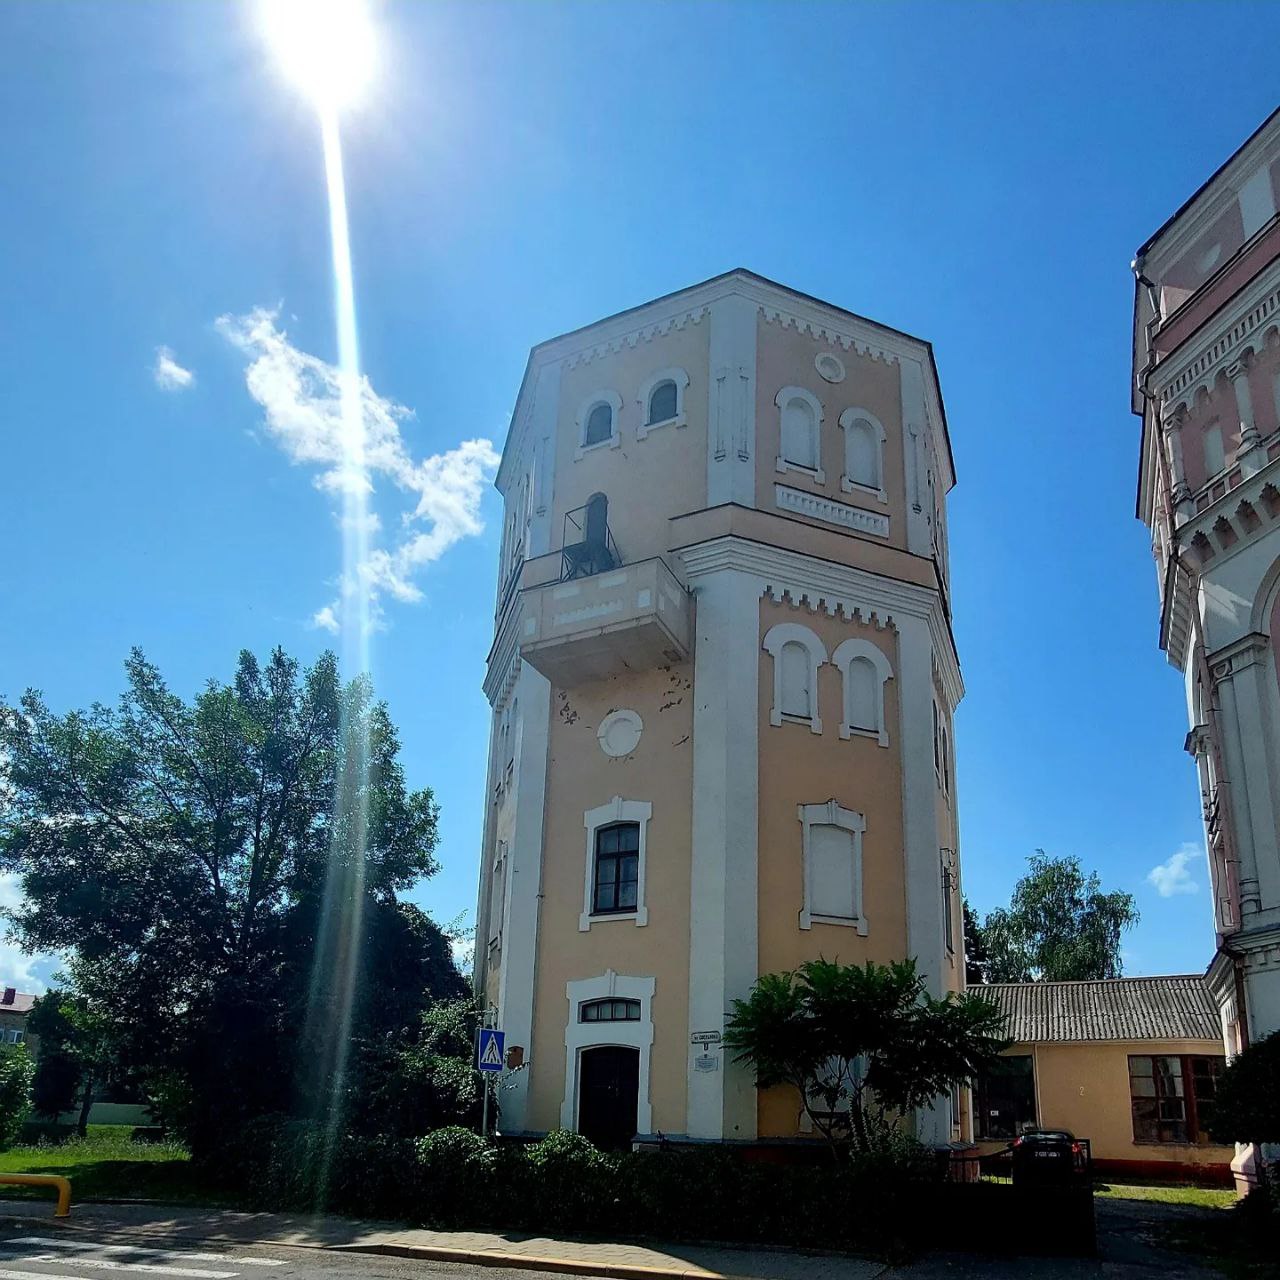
[1009,1129,1091,1186]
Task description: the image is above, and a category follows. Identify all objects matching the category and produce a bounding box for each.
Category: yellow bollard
[0,1174,71,1217]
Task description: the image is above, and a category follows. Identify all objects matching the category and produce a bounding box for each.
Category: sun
[259,0,377,112]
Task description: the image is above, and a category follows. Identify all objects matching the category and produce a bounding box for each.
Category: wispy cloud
[1147,843,1200,898]
[217,307,499,628]
[152,345,195,391]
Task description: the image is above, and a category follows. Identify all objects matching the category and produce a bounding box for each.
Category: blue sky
[3,1,1279,990]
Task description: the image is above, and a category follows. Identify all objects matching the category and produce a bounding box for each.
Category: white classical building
[1131,108,1280,1079]
[474,270,966,1150]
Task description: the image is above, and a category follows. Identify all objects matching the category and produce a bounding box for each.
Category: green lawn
[1094,1180,1237,1209]
[0,1125,221,1205]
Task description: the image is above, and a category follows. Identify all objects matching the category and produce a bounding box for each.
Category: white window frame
[838,408,888,502]
[762,622,827,734]
[561,970,655,1136]
[774,385,826,481]
[580,796,651,930]
[636,367,690,438]
[798,799,867,933]
[574,390,623,459]
[830,637,893,747]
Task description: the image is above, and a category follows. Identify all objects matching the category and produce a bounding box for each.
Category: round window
[815,352,846,384]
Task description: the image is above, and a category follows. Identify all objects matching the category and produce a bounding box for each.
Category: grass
[1094,1180,1237,1209]
[0,1124,222,1205]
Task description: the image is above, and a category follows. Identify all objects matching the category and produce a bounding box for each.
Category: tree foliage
[1209,1030,1280,1146]
[0,1046,34,1149]
[725,958,1010,1157]
[0,647,464,1153]
[977,852,1138,982]
[962,898,989,985]
[28,989,121,1134]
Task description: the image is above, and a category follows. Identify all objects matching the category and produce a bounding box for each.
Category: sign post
[477,1027,505,1138]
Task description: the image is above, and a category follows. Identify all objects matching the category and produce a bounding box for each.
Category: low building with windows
[973,977,1232,1181]
[475,270,964,1150]
[0,988,35,1052]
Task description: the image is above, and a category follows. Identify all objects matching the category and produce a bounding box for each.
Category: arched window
[844,656,877,731]
[775,386,825,479]
[647,380,678,425]
[580,998,641,1023]
[762,622,828,733]
[575,390,622,457]
[585,402,613,447]
[1203,423,1226,478]
[780,642,812,718]
[839,408,887,497]
[831,637,894,746]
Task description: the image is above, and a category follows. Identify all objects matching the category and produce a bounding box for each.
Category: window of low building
[975,1055,1036,1140]
[1128,1054,1224,1145]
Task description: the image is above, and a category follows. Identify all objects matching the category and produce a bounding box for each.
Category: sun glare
[260,0,377,111]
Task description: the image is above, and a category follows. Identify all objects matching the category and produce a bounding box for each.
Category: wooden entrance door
[577,1045,639,1150]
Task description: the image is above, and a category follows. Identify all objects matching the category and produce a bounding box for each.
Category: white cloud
[0,873,56,994]
[217,307,499,628]
[153,345,195,391]
[1147,843,1201,898]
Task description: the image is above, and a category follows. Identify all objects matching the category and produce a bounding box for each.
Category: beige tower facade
[476,270,964,1148]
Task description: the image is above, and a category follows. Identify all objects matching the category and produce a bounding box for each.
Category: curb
[0,1212,834,1280]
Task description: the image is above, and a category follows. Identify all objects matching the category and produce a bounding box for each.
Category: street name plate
[690,1031,722,1046]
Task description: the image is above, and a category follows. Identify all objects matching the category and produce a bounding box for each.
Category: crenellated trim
[564,307,710,370]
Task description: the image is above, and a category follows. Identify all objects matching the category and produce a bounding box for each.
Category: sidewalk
[0,1198,888,1280]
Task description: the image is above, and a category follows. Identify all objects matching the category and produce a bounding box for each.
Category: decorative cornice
[758,304,899,367]
[1207,631,1270,683]
[1155,261,1280,409]
[676,535,963,708]
[774,483,890,539]
[563,306,710,370]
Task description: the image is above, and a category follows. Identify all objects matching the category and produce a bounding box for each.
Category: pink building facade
[1131,109,1280,1102]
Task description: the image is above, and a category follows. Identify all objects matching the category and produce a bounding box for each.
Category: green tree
[0,647,463,1154]
[725,958,1010,1158]
[981,853,1138,982]
[28,990,119,1135]
[1209,1030,1280,1147]
[962,897,989,986]
[0,1045,34,1149]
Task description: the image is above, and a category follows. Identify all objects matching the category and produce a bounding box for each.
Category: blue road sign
[477,1027,505,1073]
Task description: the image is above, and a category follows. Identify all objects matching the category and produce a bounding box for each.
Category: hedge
[203,1121,946,1257]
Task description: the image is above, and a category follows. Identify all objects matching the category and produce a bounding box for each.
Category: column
[686,562,762,1139]
[706,295,757,508]
[1228,353,1264,477]
[495,663,552,1133]
[1164,404,1196,524]
[897,613,948,1145]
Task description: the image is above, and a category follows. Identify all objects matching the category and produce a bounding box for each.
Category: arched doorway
[577,1045,639,1150]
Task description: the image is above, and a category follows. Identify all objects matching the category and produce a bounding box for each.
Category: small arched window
[647,379,678,425]
[839,409,887,497]
[779,641,812,719]
[781,396,818,469]
[845,656,877,732]
[585,402,613,447]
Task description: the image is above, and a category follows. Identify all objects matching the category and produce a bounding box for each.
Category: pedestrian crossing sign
[477,1027,505,1072]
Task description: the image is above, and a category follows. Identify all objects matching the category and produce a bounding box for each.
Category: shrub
[0,1047,35,1150]
[414,1126,501,1226]
[1210,1030,1280,1146]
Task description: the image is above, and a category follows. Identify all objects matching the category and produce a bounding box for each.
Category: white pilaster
[900,360,932,557]
[706,295,758,509]
[684,563,762,1139]
[494,662,552,1133]
[527,361,561,556]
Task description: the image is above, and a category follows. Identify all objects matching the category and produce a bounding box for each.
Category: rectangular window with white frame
[798,800,867,933]
[580,797,651,930]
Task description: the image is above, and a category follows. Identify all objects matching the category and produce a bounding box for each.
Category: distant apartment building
[1131,108,1280,1065]
[475,270,964,1148]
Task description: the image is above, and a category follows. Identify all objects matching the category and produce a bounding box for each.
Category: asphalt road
[0,1230,577,1280]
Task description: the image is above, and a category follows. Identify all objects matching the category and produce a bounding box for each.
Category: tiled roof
[0,991,36,1015]
[977,976,1220,1044]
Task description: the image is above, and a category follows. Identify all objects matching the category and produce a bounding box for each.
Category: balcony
[518,555,692,686]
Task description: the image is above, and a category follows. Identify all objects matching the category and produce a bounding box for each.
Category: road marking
[9,1245,282,1269]
[21,1255,237,1279]
[0,1269,98,1280]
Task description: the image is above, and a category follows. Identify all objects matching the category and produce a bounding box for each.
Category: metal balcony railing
[561,496,620,582]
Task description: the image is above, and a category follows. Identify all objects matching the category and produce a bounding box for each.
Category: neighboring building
[974,978,1232,1182]
[474,269,964,1149]
[0,987,36,1052]
[1131,107,1280,1064]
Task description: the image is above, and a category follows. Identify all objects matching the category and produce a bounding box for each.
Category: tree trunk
[76,1072,94,1138]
